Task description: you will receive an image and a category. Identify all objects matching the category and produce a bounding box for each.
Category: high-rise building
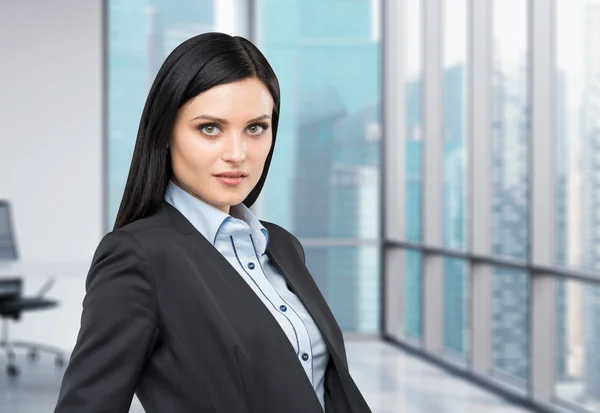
[442,64,467,355]
[581,1,600,401]
[257,0,381,333]
[491,50,530,381]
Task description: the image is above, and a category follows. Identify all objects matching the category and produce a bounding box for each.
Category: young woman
[54,32,371,413]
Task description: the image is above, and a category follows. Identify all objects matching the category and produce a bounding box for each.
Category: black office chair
[0,200,65,377]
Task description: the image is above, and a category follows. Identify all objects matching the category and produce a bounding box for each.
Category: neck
[171,178,231,214]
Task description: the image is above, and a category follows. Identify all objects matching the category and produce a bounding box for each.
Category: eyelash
[196,122,270,137]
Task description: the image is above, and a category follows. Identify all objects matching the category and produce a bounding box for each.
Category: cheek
[248,140,271,176]
[256,135,273,161]
[172,134,214,174]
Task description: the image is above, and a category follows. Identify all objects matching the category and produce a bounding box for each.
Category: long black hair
[113,32,280,230]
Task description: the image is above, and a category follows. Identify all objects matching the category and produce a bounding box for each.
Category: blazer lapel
[265,242,376,412]
[264,240,348,373]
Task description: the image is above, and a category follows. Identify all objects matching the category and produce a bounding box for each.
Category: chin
[211,193,248,208]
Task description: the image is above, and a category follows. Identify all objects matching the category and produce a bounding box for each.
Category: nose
[221,133,246,164]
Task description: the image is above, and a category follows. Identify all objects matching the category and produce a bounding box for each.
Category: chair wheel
[55,356,65,368]
[7,364,19,377]
[28,350,39,361]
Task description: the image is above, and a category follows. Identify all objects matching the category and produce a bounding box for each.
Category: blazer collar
[164,181,230,244]
[164,182,269,253]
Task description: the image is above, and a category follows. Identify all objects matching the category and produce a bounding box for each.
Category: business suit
[54,200,372,413]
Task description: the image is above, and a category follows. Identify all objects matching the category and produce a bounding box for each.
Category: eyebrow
[190,114,271,124]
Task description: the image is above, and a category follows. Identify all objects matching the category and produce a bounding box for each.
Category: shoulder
[260,220,305,262]
[259,220,298,243]
[117,203,174,237]
[92,229,149,267]
[93,206,176,266]
[110,203,180,252]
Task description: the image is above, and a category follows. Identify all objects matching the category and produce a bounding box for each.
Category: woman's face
[170,77,274,214]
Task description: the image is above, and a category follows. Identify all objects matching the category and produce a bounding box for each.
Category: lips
[213,172,247,178]
[213,172,247,186]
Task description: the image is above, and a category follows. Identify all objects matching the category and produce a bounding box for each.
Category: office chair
[0,200,65,377]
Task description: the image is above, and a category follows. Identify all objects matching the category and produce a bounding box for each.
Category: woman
[53,33,371,413]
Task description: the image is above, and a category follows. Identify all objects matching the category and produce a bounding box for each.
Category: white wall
[0,0,103,351]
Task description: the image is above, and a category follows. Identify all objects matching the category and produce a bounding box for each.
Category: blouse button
[301,353,309,361]
[279,305,287,312]
[247,262,255,270]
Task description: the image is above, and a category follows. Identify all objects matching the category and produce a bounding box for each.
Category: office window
[443,257,468,357]
[443,0,467,250]
[106,0,244,228]
[255,0,382,333]
[405,0,423,243]
[492,267,529,384]
[491,0,529,261]
[305,246,380,334]
[405,250,423,340]
[442,0,468,360]
[556,1,600,409]
[489,0,530,387]
[555,0,600,275]
[555,279,600,411]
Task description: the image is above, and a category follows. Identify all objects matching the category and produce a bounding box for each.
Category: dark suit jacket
[54,201,372,413]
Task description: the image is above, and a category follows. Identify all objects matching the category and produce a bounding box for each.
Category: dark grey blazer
[53,201,372,413]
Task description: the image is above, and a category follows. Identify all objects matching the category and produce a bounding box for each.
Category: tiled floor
[0,338,532,412]
[346,340,531,413]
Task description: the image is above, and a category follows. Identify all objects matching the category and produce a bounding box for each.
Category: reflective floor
[347,340,531,413]
[0,338,532,412]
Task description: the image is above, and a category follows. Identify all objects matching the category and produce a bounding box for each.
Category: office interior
[0,0,598,412]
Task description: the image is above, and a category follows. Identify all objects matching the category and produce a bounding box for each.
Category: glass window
[106,0,243,228]
[555,279,600,411]
[305,246,380,334]
[491,0,529,261]
[405,250,423,340]
[492,267,529,384]
[443,257,468,357]
[255,0,382,333]
[405,0,423,243]
[443,0,468,250]
[556,1,600,409]
[491,0,530,385]
[556,0,600,275]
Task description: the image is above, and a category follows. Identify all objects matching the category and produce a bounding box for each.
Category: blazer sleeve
[54,230,158,413]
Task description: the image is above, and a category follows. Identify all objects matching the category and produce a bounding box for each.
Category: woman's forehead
[181,79,273,123]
